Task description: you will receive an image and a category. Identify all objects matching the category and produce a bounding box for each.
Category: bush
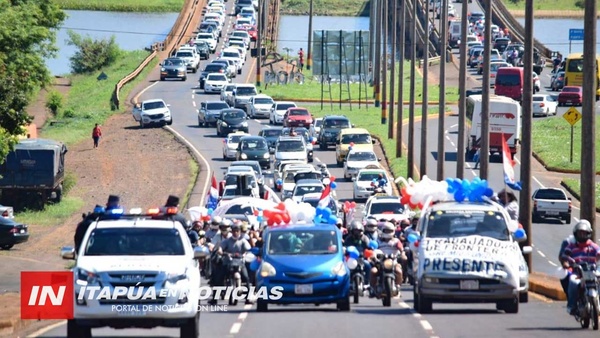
[62,108,76,118]
[66,30,122,74]
[45,90,63,116]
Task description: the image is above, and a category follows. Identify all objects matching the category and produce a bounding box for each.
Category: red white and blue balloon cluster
[399,175,494,208]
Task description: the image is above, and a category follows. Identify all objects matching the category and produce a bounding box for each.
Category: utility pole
[582,0,597,237]
[396,0,405,158]
[480,0,492,180]
[382,0,388,124]
[437,0,447,180]
[408,0,416,179]
[374,0,382,107]
[256,0,263,87]
[389,0,396,138]
[369,0,375,77]
[520,0,534,270]
[307,0,313,70]
[456,0,468,179]
[420,0,429,177]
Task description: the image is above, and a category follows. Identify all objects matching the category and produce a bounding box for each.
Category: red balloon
[267,218,275,226]
[350,142,355,147]
[401,195,411,205]
[276,202,286,211]
[363,249,373,259]
[330,176,336,182]
[350,202,357,208]
[272,214,283,224]
[281,212,291,224]
[253,209,259,216]
[263,209,273,218]
[344,201,351,209]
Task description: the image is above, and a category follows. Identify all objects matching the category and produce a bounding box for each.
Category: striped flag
[318,183,332,207]
[206,172,219,209]
[502,134,522,191]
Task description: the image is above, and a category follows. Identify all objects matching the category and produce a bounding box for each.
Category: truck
[466,94,521,160]
[448,20,462,48]
[0,138,67,208]
[532,188,571,224]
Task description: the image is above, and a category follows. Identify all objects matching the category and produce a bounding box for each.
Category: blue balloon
[454,190,465,202]
[207,208,214,215]
[314,215,323,223]
[322,208,332,219]
[368,240,379,250]
[514,228,526,240]
[330,181,338,189]
[316,206,326,216]
[347,246,360,259]
[484,187,494,197]
[407,232,420,244]
[328,215,337,224]
[250,260,260,271]
[257,215,264,222]
[276,179,283,185]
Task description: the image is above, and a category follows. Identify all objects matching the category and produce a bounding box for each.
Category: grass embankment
[16,50,158,225]
[280,0,370,16]
[53,0,184,12]
[563,178,600,207]
[260,63,459,180]
[501,0,583,12]
[533,116,600,206]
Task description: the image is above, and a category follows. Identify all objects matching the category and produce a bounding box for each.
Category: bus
[563,53,600,99]
[466,94,521,160]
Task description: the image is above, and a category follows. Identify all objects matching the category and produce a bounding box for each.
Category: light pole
[420,0,429,177]
[437,0,447,180]
[256,0,263,87]
[307,0,313,70]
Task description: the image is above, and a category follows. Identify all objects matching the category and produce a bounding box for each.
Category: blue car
[254,224,350,312]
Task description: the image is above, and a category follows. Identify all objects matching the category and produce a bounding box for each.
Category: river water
[515,18,600,57]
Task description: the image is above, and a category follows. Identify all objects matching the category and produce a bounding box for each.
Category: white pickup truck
[532,188,571,224]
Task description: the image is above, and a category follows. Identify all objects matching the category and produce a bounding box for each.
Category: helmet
[211,216,222,229]
[350,221,364,238]
[192,221,203,229]
[240,222,248,232]
[573,220,593,244]
[220,218,232,232]
[381,222,395,240]
[365,218,378,232]
[335,218,343,228]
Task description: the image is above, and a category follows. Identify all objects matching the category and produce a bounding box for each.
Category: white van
[449,20,462,48]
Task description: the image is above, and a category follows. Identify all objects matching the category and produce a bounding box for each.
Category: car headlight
[167,272,188,284]
[241,153,248,159]
[331,261,347,276]
[241,122,248,127]
[263,153,270,159]
[383,259,394,270]
[77,268,97,283]
[424,277,439,283]
[161,68,166,71]
[222,121,228,126]
[260,262,276,277]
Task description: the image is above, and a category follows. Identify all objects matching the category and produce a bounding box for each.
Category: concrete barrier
[529,272,567,301]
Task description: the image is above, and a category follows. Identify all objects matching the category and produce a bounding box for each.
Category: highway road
[32,1,600,337]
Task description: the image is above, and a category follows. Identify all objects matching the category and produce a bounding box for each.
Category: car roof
[253,94,273,99]
[295,179,323,185]
[323,115,348,120]
[228,165,253,171]
[275,101,296,105]
[369,196,401,203]
[240,136,266,141]
[426,201,503,213]
[228,131,250,138]
[339,128,369,135]
[142,99,165,104]
[232,160,260,166]
[95,219,177,229]
[235,84,256,88]
[278,136,304,141]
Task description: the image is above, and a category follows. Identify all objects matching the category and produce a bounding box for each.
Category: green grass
[501,0,583,11]
[280,0,370,16]
[562,178,600,208]
[53,0,184,12]
[183,159,200,208]
[16,197,85,226]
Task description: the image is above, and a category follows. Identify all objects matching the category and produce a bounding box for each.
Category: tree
[67,30,122,74]
[0,0,66,163]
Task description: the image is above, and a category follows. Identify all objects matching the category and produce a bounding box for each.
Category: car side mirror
[194,246,210,259]
[167,104,171,107]
[352,124,356,127]
[522,246,533,255]
[61,246,76,260]
[378,158,382,161]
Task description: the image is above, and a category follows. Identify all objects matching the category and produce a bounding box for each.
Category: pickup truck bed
[532,188,571,224]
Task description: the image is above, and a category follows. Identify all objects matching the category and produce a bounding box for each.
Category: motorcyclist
[74,195,121,254]
[212,219,233,249]
[208,220,233,305]
[344,221,372,282]
[371,173,387,193]
[365,218,379,241]
[558,232,576,295]
[206,216,222,240]
[560,220,600,315]
[370,222,406,295]
[217,223,253,304]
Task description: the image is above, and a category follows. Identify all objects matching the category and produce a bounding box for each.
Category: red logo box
[21,271,73,319]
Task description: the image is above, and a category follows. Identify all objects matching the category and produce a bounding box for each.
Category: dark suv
[235,0,253,14]
[198,63,228,89]
[318,115,352,150]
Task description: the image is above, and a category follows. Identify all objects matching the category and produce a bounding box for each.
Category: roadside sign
[563,107,582,126]
[569,29,584,41]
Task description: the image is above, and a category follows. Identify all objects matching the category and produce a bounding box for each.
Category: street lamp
[307,0,313,70]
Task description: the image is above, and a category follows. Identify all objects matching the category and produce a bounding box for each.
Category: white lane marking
[133,80,160,102]
[548,261,558,267]
[412,312,422,318]
[533,175,545,188]
[315,157,321,163]
[26,320,67,337]
[420,320,433,331]
[537,250,546,258]
[230,322,242,334]
[254,119,261,123]
[244,304,252,310]
[399,301,410,308]
[192,100,196,107]
[238,312,248,320]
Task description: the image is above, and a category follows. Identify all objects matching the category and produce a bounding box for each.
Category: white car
[227,36,249,50]
[222,131,250,160]
[174,49,200,73]
[204,73,230,94]
[219,49,243,74]
[353,167,392,200]
[235,17,253,27]
[308,117,323,142]
[132,99,172,128]
[269,101,297,125]
[532,94,558,117]
[363,195,410,223]
[343,150,381,180]
[60,208,204,337]
[290,179,324,203]
[248,94,275,118]
[195,32,217,52]
[278,164,314,198]
[204,12,225,28]
[489,62,511,86]
[230,30,251,47]
[221,84,236,102]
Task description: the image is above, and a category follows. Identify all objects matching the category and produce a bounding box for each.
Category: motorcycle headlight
[383,259,394,270]
[263,153,270,159]
[260,262,276,277]
[242,122,248,127]
[241,153,248,159]
[77,268,97,284]
[331,261,347,276]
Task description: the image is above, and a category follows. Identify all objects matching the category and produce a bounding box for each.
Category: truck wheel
[180,312,199,338]
[67,320,91,338]
[54,185,63,203]
[564,215,572,224]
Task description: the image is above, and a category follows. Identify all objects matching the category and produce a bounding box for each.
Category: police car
[61,207,207,338]
[409,200,531,314]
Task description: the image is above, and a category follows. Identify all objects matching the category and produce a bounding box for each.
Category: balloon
[407,232,420,243]
[328,215,337,224]
[330,176,336,182]
[249,259,260,271]
[363,249,374,259]
[350,142,355,147]
[257,215,264,222]
[244,253,256,263]
[513,228,526,240]
[272,214,283,224]
[350,202,356,208]
[281,212,291,224]
[314,215,323,224]
[253,209,259,216]
[276,202,286,211]
[346,258,358,270]
[347,246,360,259]
[276,179,283,185]
[322,208,332,219]
[207,208,214,215]
[368,240,379,250]
[453,190,465,202]
[330,182,338,189]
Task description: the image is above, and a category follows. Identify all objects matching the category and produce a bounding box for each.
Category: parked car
[558,86,583,106]
[0,216,29,250]
[216,109,250,136]
[132,99,172,128]
[532,94,557,117]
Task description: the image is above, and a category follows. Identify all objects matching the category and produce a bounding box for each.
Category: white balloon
[244,253,256,263]
[346,258,358,270]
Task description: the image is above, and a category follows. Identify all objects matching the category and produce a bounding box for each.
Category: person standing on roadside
[92,123,102,148]
[298,48,304,72]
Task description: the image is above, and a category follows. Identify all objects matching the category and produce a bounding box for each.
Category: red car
[284,108,313,128]
[558,86,583,106]
[234,24,257,41]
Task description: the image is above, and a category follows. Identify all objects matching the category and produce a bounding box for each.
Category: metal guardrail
[418,55,441,68]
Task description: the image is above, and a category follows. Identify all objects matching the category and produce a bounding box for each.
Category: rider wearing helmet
[365,218,379,241]
[344,220,372,283]
[370,222,405,293]
[206,216,222,240]
[216,223,252,304]
[560,220,600,315]
[208,218,233,304]
[558,232,577,295]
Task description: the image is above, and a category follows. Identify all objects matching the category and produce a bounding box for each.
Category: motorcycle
[223,254,245,306]
[573,263,600,330]
[346,255,366,304]
[371,252,399,307]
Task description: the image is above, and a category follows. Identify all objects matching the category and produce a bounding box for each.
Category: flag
[318,183,332,207]
[502,134,522,191]
[206,172,219,209]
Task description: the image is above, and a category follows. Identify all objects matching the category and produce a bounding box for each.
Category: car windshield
[232,162,260,174]
[294,185,323,197]
[226,204,253,215]
[358,172,384,181]
[233,32,248,37]
[490,64,508,72]
[289,110,309,116]
[224,111,246,119]
[223,52,239,58]
[204,64,223,71]
[163,59,184,66]
[563,87,580,93]
[176,52,193,58]
[315,119,323,127]
[369,202,404,215]
[143,101,166,110]
[348,152,377,161]
[84,228,185,256]
[496,74,520,86]
[242,139,267,150]
[224,85,235,91]
[324,118,351,129]
[225,174,256,186]
[255,98,274,105]
[282,128,308,137]
[207,102,229,110]
[261,129,281,137]
[535,189,566,199]
[236,87,257,95]
[229,135,245,143]
[267,230,338,255]
[277,140,304,152]
[295,172,321,181]
[424,211,509,240]
[198,34,213,39]
[341,133,371,144]
[277,103,296,111]
[207,74,227,81]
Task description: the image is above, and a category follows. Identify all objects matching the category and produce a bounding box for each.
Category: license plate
[295,284,313,295]
[546,211,559,215]
[460,280,479,290]
[298,123,304,127]
[231,129,238,132]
